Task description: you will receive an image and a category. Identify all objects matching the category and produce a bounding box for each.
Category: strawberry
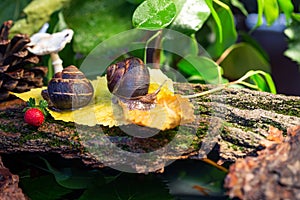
[24,108,45,127]
[23,98,49,127]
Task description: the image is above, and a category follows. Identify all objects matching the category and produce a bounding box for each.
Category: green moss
[228,97,300,118]
[231,144,238,151]
[0,123,18,133]
[0,111,9,119]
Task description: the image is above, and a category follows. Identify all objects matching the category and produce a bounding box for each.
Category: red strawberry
[23,97,48,127]
[24,108,45,127]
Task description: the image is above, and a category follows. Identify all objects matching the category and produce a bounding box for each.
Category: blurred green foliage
[0,0,300,92]
[1,0,288,93]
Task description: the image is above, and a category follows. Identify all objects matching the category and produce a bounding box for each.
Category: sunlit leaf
[250,73,270,92]
[254,0,264,29]
[171,0,210,34]
[205,0,222,43]
[284,22,300,67]
[13,69,194,130]
[219,43,270,80]
[278,0,294,25]
[206,0,237,58]
[178,55,222,84]
[263,0,279,26]
[10,0,70,35]
[236,70,276,94]
[291,13,300,22]
[230,0,248,16]
[132,0,176,30]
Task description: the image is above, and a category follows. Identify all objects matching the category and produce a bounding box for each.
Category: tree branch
[0,83,299,171]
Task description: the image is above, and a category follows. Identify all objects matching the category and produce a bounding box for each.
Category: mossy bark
[0,83,299,170]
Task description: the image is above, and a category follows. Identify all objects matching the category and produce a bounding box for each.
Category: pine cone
[0,20,48,101]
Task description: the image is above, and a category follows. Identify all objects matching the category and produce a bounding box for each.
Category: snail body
[106,57,161,110]
[42,65,94,110]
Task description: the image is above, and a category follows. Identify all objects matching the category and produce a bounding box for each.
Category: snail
[42,65,94,110]
[106,57,162,110]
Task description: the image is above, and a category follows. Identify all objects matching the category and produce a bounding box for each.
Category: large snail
[42,65,94,110]
[106,57,161,110]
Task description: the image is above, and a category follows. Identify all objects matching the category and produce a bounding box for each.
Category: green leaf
[63,0,135,55]
[206,1,237,58]
[205,0,222,43]
[263,0,279,26]
[278,0,294,25]
[170,0,210,34]
[132,0,176,30]
[20,175,72,200]
[239,32,269,62]
[178,55,222,84]
[284,21,300,67]
[162,31,200,58]
[126,0,145,4]
[250,73,269,92]
[219,43,270,80]
[162,160,226,198]
[79,173,173,200]
[28,97,36,107]
[230,0,248,16]
[291,13,300,22]
[253,0,264,29]
[10,0,70,35]
[237,70,276,94]
[40,157,105,189]
[0,0,31,23]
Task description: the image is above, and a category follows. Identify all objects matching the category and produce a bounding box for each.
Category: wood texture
[0,84,299,172]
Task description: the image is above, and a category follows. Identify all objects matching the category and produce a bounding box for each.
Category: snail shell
[106,57,162,110]
[106,57,150,99]
[42,65,94,110]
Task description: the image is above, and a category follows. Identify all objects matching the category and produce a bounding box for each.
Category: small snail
[42,65,94,110]
[106,57,162,110]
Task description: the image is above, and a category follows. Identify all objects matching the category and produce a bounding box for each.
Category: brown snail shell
[106,57,162,110]
[106,57,150,99]
[42,65,94,110]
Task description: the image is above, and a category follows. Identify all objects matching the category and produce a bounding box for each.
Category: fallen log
[0,155,27,200]
[0,83,299,172]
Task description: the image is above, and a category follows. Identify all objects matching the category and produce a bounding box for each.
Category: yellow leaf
[119,83,194,130]
[12,69,195,130]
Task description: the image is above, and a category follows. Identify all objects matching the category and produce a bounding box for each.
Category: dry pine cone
[0,20,47,101]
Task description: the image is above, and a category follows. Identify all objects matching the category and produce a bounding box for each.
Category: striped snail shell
[106,57,162,110]
[42,65,94,110]
[106,57,150,99]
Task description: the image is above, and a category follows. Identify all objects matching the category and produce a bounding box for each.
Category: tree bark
[0,83,299,171]
[0,155,27,200]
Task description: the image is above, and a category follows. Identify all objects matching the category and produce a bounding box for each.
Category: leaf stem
[144,30,162,64]
[182,70,271,98]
